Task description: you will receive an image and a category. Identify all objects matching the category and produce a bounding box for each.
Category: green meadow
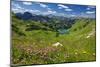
[11,13,96,65]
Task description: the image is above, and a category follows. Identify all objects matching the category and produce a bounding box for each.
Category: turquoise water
[58,29,69,34]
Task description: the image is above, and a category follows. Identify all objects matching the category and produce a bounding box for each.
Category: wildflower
[93,53,95,56]
[83,51,87,54]
[75,52,78,55]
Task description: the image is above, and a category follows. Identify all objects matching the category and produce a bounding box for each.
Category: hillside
[11,13,96,65]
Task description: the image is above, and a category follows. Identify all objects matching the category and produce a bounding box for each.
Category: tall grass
[11,17,96,65]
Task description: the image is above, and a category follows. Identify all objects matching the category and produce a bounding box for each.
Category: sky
[11,1,96,18]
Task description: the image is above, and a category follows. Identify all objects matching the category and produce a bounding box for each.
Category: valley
[11,12,96,65]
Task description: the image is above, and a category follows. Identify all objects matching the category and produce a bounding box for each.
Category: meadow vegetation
[11,13,96,65]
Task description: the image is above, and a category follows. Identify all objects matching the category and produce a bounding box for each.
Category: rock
[86,29,95,38]
[52,42,63,47]
[86,35,90,38]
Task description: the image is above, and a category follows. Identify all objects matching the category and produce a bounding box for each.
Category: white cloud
[23,2,32,5]
[42,10,57,15]
[86,7,91,10]
[59,13,65,16]
[47,10,56,14]
[15,4,22,9]
[70,14,76,17]
[86,11,95,14]
[39,3,48,8]
[58,7,62,9]
[86,6,95,10]
[12,3,21,9]
[12,8,19,12]
[11,1,25,13]
[12,3,25,13]
[58,4,69,9]
[88,6,95,8]
[65,9,72,11]
[12,8,25,13]
[28,9,40,13]
[58,4,72,12]
[12,2,40,14]
[79,12,95,18]
[47,7,52,10]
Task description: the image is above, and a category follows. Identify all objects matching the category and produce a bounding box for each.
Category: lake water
[58,29,69,34]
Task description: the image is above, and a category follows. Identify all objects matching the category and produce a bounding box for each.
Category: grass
[11,17,96,65]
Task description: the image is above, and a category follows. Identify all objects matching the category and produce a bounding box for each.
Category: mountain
[15,12,50,22]
[13,12,95,34]
[12,11,96,64]
[16,12,33,20]
[14,12,76,29]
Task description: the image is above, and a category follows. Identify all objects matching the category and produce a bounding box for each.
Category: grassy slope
[11,17,96,65]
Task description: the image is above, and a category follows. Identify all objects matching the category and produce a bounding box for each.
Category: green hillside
[11,14,96,65]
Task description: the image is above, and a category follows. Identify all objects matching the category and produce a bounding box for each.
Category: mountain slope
[11,13,96,65]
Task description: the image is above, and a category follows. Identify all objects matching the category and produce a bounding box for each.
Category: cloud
[12,8,19,12]
[11,2,40,14]
[88,6,95,8]
[86,6,96,10]
[86,11,95,14]
[11,2,25,13]
[58,4,69,9]
[47,10,56,14]
[47,7,52,10]
[86,7,91,10]
[39,3,48,8]
[70,15,76,17]
[65,8,72,11]
[12,3,22,9]
[42,10,57,15]
[28,9,40,13]
[12,8,25,13]
[58,7,62,9]
[58,4,72,11]
[23,2,32,5]
[79,12,95,18]
[59,13,66,16]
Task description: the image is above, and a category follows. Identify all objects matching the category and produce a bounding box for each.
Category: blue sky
[11,1,96,18]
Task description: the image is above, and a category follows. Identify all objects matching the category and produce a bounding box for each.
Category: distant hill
[13,12,77,31]
[12,12,95,36]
